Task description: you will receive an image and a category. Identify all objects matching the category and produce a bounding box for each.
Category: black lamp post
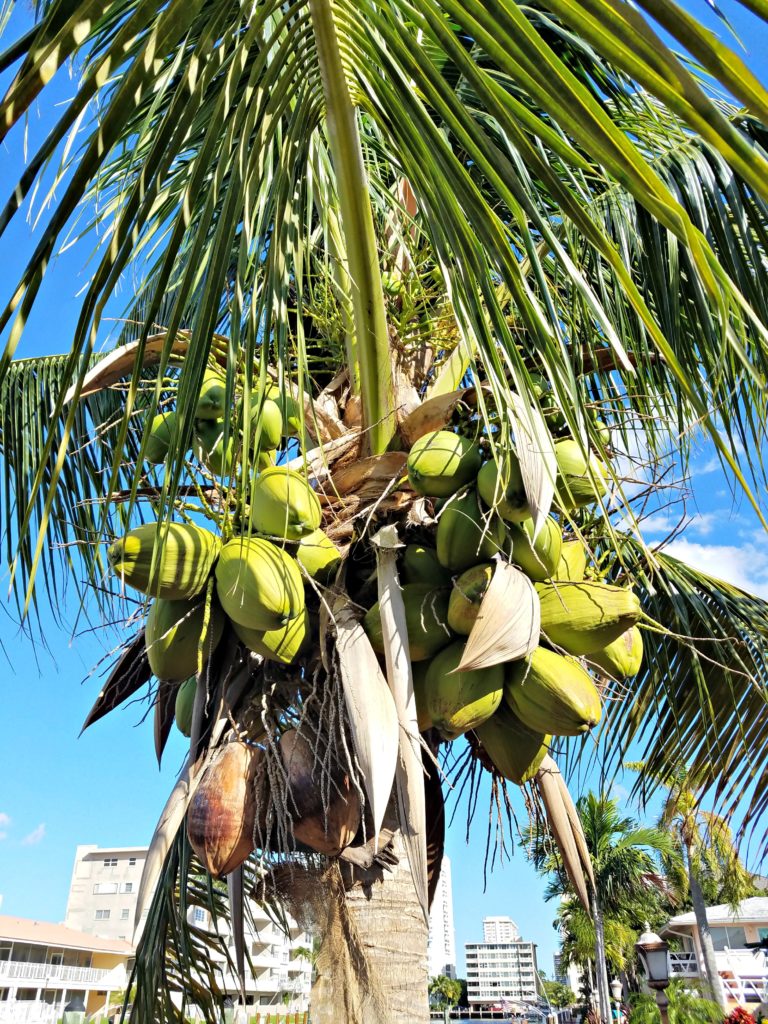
[635,924,670,1024]
[62,995,87,1024]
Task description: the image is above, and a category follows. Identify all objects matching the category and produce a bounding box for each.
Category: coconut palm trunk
[590,887,612,1024]
[686,842,727,1012]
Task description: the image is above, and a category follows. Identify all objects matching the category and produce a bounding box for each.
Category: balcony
[0,960,115,986]
[669,950,768,1004]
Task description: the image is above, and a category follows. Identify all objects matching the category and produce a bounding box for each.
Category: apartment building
[466,917,538,1009]
[428,856,457,980]
[0,914,132,1023]
[64,844,313,1013]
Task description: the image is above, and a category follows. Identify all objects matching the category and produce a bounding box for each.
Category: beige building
[64,844,313,1014]
[0,914,132,1023]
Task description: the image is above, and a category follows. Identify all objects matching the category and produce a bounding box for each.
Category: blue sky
[1,0,768,982]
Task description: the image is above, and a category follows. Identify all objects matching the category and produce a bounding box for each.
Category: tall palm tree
[528,792,673,1021]
[630,762,759,1012]
[2,3,768,1023]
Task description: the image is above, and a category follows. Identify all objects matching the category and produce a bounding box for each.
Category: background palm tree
[2,3,768,1023]
[527,792,673,1021]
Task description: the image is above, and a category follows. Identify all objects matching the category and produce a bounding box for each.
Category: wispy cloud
[664,539,768,599]
[21,823,46,846]
[0,813,10,841]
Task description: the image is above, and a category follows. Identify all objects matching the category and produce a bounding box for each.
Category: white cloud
[21,823,46,846]
[664,539,768,599]
[635,511,718,540]
[0,813,9,841]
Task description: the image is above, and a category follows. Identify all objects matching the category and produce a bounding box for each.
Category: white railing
[0,1002,60,1024]
[669,952,698,976]
[722,976,768,1003]
[0,960,111,985]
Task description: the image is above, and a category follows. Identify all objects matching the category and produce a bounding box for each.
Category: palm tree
[528,793,673,1022]
[2,3,768,1023]
[629,762,759,1012]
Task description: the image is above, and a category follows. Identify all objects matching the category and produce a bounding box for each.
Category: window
[93,883,118,895]
[121,882,133,894]
[193,908,206,924]
[95,910,111,921]
[128,857,136,867]
[121,909,130,920]
[710,926,747,951]
[102,857,117,868]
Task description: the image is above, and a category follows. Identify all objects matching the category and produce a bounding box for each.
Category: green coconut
[249,396,283,450]
[215,537,305,631]
[364,583,452,661]
[508,515,562,582]
[400,544,453,587]
[436,489,506,572]
[249,467,321,540]
[555,540,588,582]
[447,563,494,635]
[193,419,237,476]
[195,367,228,420]
[588,625,644,680]
[108,523,220,600]
[291,529,342,582]
[145,596,225,682]
[266,383,303,436]
[412,661,433,732]
[474,703,550,785]
[554,439,608,508]
[144,411,176,464]
[406,430,481,498]
[505,646,602,737]
[536,580,642,656]
[425,640,504,740]
[232,607,311,665]
[175,677,197,737]
[476,453,532,523]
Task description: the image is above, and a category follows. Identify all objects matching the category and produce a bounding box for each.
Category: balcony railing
[0,960,120,985]
[668,950,768,1002]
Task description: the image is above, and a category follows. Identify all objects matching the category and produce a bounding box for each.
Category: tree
[2,4,768,1024]
[542,980,575,1009]
[429,975,462,1010]
[626,979,722,1024]
[528,794,674,1022]
[629,763,758,1013]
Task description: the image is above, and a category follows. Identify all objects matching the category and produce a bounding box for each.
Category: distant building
[553,951,582,998]
[483,916,521,943]
[466,918,538,1008]
[428,856,456,979]
[64,844,313,1013]
[661,896,768,1010]
[0,914,132,1023]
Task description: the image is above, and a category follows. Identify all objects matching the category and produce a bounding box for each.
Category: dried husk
[535,755,591,912]
[458,562,541,671]
[187,738,263,877]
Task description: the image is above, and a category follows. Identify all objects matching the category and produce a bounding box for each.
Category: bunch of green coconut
[105,366,643,874]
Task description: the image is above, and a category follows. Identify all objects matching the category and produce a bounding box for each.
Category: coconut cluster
[106,367,643,874]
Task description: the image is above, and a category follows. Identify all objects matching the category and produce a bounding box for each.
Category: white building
[466,919,538,1009]
[64,844,313,1014]
[483,916,521,943]
[428,856,456,979]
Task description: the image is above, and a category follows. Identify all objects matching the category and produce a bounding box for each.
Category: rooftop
[0,916,134,955]
[662,897,768,932]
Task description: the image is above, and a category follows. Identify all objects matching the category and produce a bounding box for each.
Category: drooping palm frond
[596,541,768,849]
[2,1,768,613]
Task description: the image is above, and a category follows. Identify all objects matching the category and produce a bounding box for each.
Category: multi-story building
[466,918,538,1009]
[554,951,582,999]
[483,916,521,944]
[0,914,132,1023]
[428,856,456,980]
[64,844,313,1014]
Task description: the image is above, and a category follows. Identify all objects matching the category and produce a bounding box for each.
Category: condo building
[428,856,457,980]
[466,916,538,1008]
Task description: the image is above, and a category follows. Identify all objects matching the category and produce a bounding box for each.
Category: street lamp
[610,978,623,1021]
[635,924,670,1024]
[62,996,86,1024]
[222,995,235,1024]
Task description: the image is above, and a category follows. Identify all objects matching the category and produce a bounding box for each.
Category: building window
[193,908,206,924]
[102,857,117,868]
[121,882,133,894]
[95,910,111,920]
[128,857,136,866]
[121,909,130,920]
[93,883,118,895]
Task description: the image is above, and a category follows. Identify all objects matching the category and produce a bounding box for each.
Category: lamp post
[635,924,670,1024]
[610,978,623,1022]
[62,995,86,1024]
